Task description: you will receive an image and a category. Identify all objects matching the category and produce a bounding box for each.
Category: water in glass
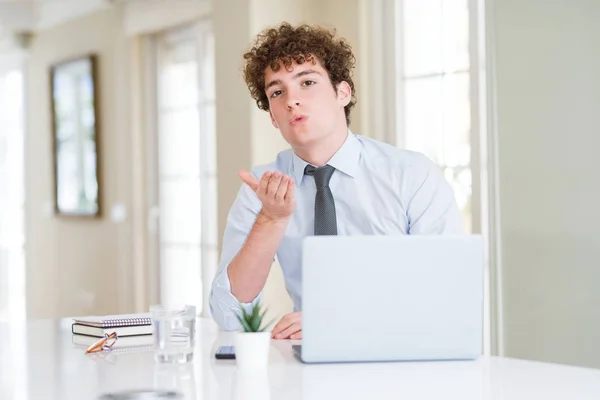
[151,305,196,364]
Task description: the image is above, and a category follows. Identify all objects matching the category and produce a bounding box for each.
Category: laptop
[294,235,484,363]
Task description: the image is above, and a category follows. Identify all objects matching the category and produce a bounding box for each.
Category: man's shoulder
[355,134,435,171]
[249,149,294,177]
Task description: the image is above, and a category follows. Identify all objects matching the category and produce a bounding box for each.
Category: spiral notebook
[72,313,152,338]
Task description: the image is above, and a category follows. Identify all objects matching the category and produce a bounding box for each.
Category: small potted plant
[234,302,272,368]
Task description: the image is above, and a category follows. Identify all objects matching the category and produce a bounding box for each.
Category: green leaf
[250,314,261,332]
[239,315,253,332]
[235,313,250,332]
[250,319,260,332]
[256,309,268,330]
[249,304,261,332]
[236,307,254,332]
[236,302,273,332]
[240,307,250,322]
[252,303,261,320]
[241,319,253,332]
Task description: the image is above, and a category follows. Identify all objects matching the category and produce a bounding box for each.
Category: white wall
[25,5,136,318]
[493,0,600,368]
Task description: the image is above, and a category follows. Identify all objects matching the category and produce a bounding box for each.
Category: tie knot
[304,164,335,189]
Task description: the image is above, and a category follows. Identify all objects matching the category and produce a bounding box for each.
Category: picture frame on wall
[50,54,101,217]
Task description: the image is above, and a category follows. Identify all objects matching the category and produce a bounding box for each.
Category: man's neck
[294,129,348,167]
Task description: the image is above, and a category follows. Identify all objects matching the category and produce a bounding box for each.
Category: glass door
[150,22,217,313]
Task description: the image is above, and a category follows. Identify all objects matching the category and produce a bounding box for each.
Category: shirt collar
[291,130,362,185]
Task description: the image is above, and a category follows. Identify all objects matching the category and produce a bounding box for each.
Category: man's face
[264,57,351,149]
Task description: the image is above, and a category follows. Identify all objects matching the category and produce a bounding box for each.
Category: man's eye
[270,90,282,98]
[303,80,315,86]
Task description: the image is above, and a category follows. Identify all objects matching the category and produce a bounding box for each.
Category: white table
[1,318,600,399]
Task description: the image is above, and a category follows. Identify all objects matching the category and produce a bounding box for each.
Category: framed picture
[50,54,101,217]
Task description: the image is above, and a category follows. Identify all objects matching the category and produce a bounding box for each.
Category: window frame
[0,62,27,323]
[372,0,499,355]
[145,20,217,315]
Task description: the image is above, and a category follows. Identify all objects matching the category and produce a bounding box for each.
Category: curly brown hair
[243,22,357,125]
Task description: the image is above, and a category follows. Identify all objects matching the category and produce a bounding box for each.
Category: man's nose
[285,91,301,109]
[286,100,301,110]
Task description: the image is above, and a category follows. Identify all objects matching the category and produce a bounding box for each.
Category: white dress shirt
[209,132,464,331]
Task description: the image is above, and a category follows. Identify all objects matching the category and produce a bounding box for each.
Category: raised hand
[238,170,296,221]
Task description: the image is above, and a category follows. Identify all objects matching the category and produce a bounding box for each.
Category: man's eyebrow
[294,69,322,79]
[265,79,282,91]
[265,69,323,91]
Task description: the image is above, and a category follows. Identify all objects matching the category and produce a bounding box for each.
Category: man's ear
[269,109,279,129]
[336,81,352,107]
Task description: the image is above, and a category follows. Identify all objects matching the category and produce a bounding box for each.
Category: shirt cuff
[209,267,263,331]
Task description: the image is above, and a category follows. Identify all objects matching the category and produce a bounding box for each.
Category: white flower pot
[235,331,271,369]
[232,368,271,400]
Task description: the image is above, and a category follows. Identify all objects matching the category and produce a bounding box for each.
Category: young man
[209,22,464,338]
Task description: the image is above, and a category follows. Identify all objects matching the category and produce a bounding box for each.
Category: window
[0,66,27,400]
[392,0,491,354]
[397,0,474,233]
[0,68,26,322]
[152,22,217,313]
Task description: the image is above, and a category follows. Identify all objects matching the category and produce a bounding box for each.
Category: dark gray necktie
[304,164,337,235]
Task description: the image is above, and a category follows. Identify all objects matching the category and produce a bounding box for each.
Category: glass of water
[150,304,197,364]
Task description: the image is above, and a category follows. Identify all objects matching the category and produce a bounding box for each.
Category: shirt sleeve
[209,178,265,331]
[405,153,465,235]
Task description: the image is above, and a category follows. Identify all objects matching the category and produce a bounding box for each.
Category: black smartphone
[215,345,236,360]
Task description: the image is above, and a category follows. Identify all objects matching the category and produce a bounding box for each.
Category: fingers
[284,178,295,202]
[275,323,301,339]
[244,170,295,220]
[250,171,293,199]
[275,175,289,201]
[271,312,302,339]
[267,172,283,196]
[271,316,293,337]
[258,171,271,195]
[290,331,302,340]
[238,170,259,191]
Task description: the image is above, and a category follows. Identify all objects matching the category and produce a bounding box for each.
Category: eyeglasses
[85,332,118,354]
